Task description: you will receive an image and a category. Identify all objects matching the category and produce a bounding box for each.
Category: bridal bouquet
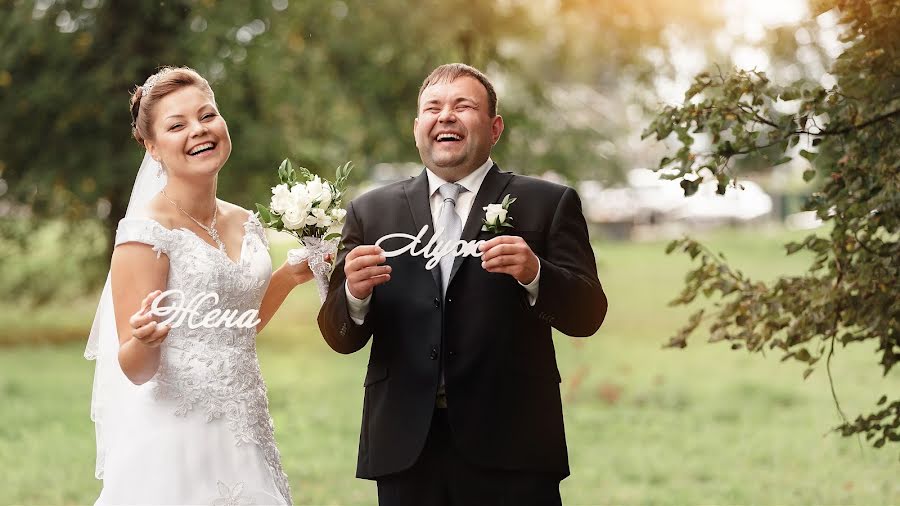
[256,159,352,302]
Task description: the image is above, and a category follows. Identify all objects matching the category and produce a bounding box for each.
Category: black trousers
[376,408,563,506]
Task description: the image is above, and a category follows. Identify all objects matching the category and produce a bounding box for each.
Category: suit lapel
[403,169,442,291]
[448,164,513,285]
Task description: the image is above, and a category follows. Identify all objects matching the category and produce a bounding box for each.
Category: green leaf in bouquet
[287,161,295,183]
[334,161,354,193]
[324,232,342,241]
[295,164,314,182]
[278,159,290,184]
[256,203,274,226]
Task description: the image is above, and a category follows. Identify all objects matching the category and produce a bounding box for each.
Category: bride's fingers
[129,311,154,330]
[140,290,162,313]
[129,291,162,329]
[143,325,170,346]
[131,321,158,340]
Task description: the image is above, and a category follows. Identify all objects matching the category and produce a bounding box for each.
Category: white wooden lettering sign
[374,225,485,269]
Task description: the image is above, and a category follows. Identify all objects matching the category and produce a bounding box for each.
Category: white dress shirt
[345,157,540,324]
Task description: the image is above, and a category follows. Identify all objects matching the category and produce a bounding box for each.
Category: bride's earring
[155,159,165,178]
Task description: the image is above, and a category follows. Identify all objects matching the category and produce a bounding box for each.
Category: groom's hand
[345,245,392,300]
[480,236,539,284]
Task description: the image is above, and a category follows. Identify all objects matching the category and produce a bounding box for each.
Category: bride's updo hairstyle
[129,66,216,146]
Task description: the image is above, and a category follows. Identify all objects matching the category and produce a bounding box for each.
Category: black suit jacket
[317,164,607,480]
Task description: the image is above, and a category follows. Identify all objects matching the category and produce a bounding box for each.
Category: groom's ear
[491,115,504,145]
[413,117,420,148]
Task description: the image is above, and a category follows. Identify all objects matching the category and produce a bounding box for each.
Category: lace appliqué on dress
[244,212,270,251]
[115,218,177,259]
[211,481,255,506]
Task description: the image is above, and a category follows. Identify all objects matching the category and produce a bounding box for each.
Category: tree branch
[806,108,900,136]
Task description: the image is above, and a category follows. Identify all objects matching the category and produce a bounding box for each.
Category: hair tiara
[140,68,173,95]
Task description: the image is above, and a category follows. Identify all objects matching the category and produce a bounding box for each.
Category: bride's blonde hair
[129,66,216,146]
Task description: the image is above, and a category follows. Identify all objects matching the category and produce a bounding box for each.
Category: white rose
[484,203,507,225]
[309,207,332,228]
[318,182,333,208]
[306,177,324,202]
[281,207,306,230]
[304,207,322,227]
[291,182,310,201]
[330,208,347,223]
[295,197,313,216]
[270,184,293,214]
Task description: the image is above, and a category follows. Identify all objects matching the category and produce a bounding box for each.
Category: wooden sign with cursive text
[374,225,484,269]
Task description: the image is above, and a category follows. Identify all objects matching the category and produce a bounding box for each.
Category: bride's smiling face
[146,86,231,178]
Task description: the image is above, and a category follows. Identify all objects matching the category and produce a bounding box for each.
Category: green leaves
[798,150,818,162]
[277,159,291,184]
[648,1,900,454]
[665,239,681,255]
[680,178,701,197]
[784,241,804,255]
[716,173,729,195]
[256,203,275,226]
[334,161,354,194]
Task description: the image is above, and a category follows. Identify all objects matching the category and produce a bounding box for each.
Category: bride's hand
[128,290,170,348]
[279,254,333,286]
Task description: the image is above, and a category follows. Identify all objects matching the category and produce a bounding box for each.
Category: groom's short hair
[418,63,498,117]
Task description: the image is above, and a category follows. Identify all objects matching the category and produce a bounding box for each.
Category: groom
[318,63,607,505]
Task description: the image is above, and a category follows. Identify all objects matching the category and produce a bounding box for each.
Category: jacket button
[448,351,456,358]
[433,297,440,308]
[429,346,438,360]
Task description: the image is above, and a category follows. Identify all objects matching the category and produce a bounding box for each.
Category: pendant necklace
[161,189,226,253]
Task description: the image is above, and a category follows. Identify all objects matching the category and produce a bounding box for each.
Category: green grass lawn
[1,226,898,505]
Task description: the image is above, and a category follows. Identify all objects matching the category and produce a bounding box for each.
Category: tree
[0,0,211,302]
[642,0,899,452]
[0,0,272,249]
[0,0,625,277]
[1,0,813,305]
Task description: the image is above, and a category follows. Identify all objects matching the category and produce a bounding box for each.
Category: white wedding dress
[94,213,292,505]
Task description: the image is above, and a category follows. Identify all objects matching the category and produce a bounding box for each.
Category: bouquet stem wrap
[287,236,339,303]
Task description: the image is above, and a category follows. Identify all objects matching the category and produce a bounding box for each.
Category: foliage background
[0,0,897,503]
[642,0,898,450]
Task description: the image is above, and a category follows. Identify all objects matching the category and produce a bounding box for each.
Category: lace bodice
[114,213,291,504]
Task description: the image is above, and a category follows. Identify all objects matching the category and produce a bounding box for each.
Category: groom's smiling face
[415,76,503,182]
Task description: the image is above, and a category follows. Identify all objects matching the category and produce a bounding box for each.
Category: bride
[85,66,309,505]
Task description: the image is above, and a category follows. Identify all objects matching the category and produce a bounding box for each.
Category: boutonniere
[481,194,516,233]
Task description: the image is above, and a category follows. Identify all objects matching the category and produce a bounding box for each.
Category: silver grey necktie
[436,182,465,295]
